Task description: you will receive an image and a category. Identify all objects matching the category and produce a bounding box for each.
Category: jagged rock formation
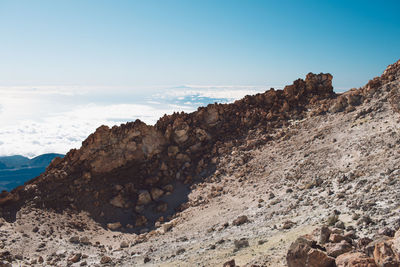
[0,72,336,230]
[0,59,399,267]
[287,226,400,267]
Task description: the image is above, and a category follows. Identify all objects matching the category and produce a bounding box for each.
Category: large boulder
[325,240,353,257]
[373,240,400,267]
[336,252,377,267]
[287,235,335,267]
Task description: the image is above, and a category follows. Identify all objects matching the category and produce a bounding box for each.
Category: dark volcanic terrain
[0,59,399,266]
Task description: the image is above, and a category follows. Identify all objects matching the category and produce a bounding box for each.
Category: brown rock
[204,107,219,126]
[378,228,396,238]
[172,121,189,144]
[107,222,122,231]
[135,205,144,213]
[282,220,295,229]
[69,236,80,243]
[68,253,81,263]
[330,233,346,243]
[393,230,400,260]
[320,226,332,244]
[358,237,374,250]
[80,236,91,245]
[287,235,334,267]
[120,241,129,248]
[366,236,392,257]
[374,241,400,267]
[167,146,179,157]
[232,215,249,226]
[336,252,377,267]
[195,128,209,141]
[100,256,112,264]
[163,184,174,192]
[137,190,152,206]
[234,238,249,250]
[135,215,148,227]
[161,222,173,233]
[326,240,353,258]
[308,248,336,267]
[223,259,236,267]
[110,194,125,208]
[150,188,164,201]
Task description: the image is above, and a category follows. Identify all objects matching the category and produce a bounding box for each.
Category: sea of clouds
[0,85,275,158]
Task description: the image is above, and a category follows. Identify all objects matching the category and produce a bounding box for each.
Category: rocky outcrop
[329,59,400,114]
[0,59,399,267]
[287,226,400,267]
[0,72,337,231]
[1,60,399,235]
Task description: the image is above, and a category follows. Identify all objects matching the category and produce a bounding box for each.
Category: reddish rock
[100,256,112,264]
[336,252,377,267]
[326,240,353,257]
[330,233,346,243]
[308,248,336,267]
[373,240,400,267]
[287,235,334,267]
[223,259,236,267]
[232,215,249,226]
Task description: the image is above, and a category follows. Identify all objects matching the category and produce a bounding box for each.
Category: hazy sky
[0,0,399,157]
[0,0,399,89]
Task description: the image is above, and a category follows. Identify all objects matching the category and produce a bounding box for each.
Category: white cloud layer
[0,85,271,157]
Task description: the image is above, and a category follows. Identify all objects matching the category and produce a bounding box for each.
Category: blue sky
[0,0,399,157]
[0,0,399,89]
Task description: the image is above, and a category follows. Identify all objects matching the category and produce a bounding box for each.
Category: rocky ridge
[0,72,336,229]
[0,59,399,266]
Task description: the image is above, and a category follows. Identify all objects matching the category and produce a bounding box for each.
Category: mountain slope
[0,153,64,169]
[0,155,30,169]
[0,72,336,225]
[0,59,399,266]
[29,153,64,168]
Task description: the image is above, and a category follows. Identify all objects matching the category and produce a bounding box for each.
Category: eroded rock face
[78,122,167,174]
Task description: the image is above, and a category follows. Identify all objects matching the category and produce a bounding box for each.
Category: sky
[0,0,399,157]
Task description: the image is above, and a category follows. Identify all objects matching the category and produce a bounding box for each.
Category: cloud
[0,102,195,157]
[0,85,270,157]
